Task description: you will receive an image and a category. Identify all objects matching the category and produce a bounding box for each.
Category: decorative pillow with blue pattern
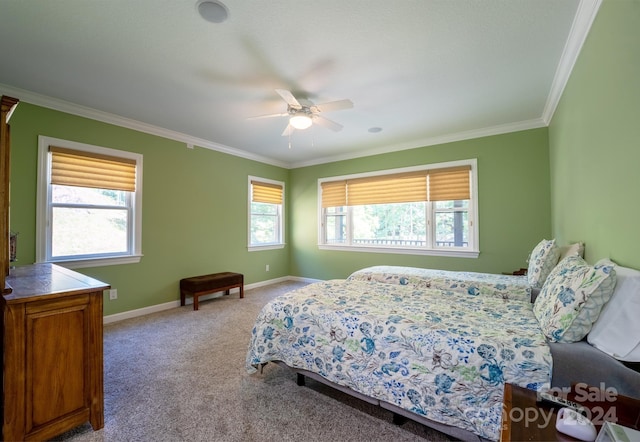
[527,239,561,289]
[533,255,617,343]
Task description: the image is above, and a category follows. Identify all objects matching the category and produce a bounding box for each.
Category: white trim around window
[247,176,285,252]
[36,136,143,268]
[317,159,479,258]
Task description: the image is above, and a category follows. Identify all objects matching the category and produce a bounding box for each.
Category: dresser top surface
[4,263,109,302]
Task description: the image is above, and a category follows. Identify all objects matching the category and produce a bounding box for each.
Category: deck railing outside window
[347,239,469,247]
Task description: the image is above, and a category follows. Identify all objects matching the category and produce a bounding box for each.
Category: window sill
[44,254,143,269]
[248,244,285,252]
[318,244,479,258]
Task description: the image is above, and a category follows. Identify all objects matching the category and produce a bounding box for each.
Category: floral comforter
[246,279,551,440]
[348,265,531,301]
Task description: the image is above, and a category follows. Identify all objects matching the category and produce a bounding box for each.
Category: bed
[346,239,583,302]
[245,249,640,441]
[246,278,551,440]
[347,265,532,301]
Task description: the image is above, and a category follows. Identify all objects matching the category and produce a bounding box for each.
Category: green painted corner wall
[549,0,640,268]
[9,103,290,315]
[289,128,552,280]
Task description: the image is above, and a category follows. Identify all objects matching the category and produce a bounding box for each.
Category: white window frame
[248,176,285,251]
[36,136,143,268]
[317,159,479,258]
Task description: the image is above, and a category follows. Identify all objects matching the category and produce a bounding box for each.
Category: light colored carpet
[56,281,451,442]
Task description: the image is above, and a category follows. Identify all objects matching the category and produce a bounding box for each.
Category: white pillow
[588,264,640,362]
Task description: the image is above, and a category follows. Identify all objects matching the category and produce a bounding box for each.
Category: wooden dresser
[2,263,109,441]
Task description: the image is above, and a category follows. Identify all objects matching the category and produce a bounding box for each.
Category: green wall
[9,102,553,316]
[549,0,640,268]
[9,103,290,315]
[289,128,552,280]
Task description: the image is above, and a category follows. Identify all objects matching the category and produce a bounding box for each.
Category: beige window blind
[348,172,428,206]
[320,180,347,208]
[251,181,283,204]
[428,166,471,201]
[50,146,136,192]
[321,165,471,208]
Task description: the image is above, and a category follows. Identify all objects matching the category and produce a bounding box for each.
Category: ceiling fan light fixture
[290,114,312,130]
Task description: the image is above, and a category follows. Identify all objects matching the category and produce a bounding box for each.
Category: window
[248,177,284,250]
[36,136,143,268]
[318,159,478,258]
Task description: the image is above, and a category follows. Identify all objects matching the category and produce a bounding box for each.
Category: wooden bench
[180,272,244,311]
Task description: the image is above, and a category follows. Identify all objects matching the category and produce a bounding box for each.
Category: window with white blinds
[318,159,478,257]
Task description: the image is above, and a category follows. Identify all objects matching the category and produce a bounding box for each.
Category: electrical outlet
[109,289,118,300]
[266,264,270,272]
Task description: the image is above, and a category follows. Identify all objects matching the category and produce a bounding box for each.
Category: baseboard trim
[103,275,320,324]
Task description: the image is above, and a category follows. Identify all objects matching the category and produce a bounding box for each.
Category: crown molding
[542,0,603,125]
[0,83,289,169]
[290,117,547,169]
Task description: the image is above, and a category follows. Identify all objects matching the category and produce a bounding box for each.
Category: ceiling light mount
[196,0,229,23]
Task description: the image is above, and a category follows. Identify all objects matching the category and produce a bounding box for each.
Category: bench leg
[240,285,244,299]
[180,290,199,311]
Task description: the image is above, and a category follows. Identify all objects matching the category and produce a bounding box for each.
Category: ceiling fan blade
[247,112,288,120]
[281,123,294,137]
[313,98,353,113]
[313,115,343,132]
[275,89,302,108]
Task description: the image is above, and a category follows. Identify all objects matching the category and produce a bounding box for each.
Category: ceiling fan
[249,89,353,136]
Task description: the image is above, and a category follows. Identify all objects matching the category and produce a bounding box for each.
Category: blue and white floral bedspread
[246,279,551,440]
[348,265,531,302]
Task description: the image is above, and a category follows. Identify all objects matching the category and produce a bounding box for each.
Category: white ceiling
[0,0,600,168]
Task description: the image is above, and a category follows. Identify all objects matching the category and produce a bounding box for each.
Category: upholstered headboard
[547,340,640,399]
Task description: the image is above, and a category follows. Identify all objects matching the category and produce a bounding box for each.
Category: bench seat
[180,272,244,310]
